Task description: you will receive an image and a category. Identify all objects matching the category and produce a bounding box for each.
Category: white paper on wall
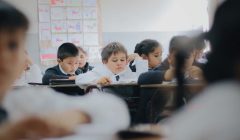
[83,0,96,7]
[51,0,66,6]
[67,7,82,19]
[83,8,97,19]
[39,23,51,40]
[68,34,84,46]
[83,20,98,32]
[67,0,82,6]
[51,34,68,47]
[67,20,82,33]
[51,20,67,33]
[38,5,50,22]
[51,7,67,20]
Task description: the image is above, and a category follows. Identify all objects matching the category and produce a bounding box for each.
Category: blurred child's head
[77,47,88,68]
[0,1,29,95]
[57,43,80,74]
[204,0,240,83]
[134,39,162,68]
[168,36,195,69]
[101,42,128,74]
[193,37,206,61]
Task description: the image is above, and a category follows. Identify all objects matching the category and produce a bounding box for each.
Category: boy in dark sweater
[42,43,82,85]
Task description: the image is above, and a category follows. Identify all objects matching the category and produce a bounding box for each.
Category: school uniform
[14,64,43,86]
[79,62,94,73]
[2,87,130,134]
[76,60,148,85]
[42,65,82,85]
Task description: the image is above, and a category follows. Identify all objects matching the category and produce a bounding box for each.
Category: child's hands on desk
[69,76,76,80]
[0,110,90,139]
[97,77,112,86]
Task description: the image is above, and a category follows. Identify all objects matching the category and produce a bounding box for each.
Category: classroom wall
[7,0,221,69]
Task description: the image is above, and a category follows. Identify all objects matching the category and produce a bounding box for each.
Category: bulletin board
[38,0,102,66]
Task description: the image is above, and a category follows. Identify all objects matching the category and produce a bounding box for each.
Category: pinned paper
[83,8,97,19]
[38,5,50,22]
[51,7,67,20]
[67,20,82,33]
[67,0,82,6]
[38,0,50,4]
[67,7,82,19]
[84,33,99,46]
[39,23,51,40]
[68,34,83,46]
[51,0,66,6]
[83,0,96,6]
[51,34,68,47]
[51,20,67,33]
[83,20,97,32]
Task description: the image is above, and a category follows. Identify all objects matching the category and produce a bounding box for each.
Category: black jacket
[79,62,94,73]
[42,65,82,85]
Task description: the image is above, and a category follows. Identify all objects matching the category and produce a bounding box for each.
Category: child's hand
[164,66,176,81]
[187,66,203,80]
[69,76,76,80]
[0,110,90,140]
[127,53,142,63]
[97,77,112,86]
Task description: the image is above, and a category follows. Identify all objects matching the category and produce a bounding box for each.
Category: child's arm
[0,110,90,139]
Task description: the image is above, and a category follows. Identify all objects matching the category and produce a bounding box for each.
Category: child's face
[104,52,128,74]
[59,56,80,74]
[78,51,87,68]
[143,47,162,69]
[0,30,26,95]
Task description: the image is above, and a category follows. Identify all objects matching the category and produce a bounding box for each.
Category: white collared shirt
[75,60,148,85]
[59,65,68,75]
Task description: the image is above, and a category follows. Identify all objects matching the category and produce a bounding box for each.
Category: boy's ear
[141,54,147,59]
[57,59,62,63]
[102,60,107,64]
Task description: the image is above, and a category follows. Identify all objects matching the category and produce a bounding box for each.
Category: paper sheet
[83,8,97,19]
[51,34,68,47]
[67,20,82,33]
[51,0,66,6]
[67,0,83,6]
[38,5,50,22]
[51,7,67,20]
[83,0,97,6]
[39,23,51,40]
[68,34,84,46]
[51,20,67,33]
[67,7,83,19]
[83,20,98,32]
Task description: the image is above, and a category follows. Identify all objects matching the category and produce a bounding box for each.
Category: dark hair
[101,42,128,62]
[203,0,240,83]
[193,36,206,50]
[57,43,79,60]
[134,39,161,56]
[169,35,195,59]
[0,0,29,32]
[77,46,87,55]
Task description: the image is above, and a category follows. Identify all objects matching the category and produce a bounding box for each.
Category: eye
[120,59,125,61]
[8,41,18,51]
[112,59,118,62]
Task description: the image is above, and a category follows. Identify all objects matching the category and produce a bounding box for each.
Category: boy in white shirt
[76,42,148,85]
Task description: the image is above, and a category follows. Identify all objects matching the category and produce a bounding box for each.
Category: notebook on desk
[49,79,75,85]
